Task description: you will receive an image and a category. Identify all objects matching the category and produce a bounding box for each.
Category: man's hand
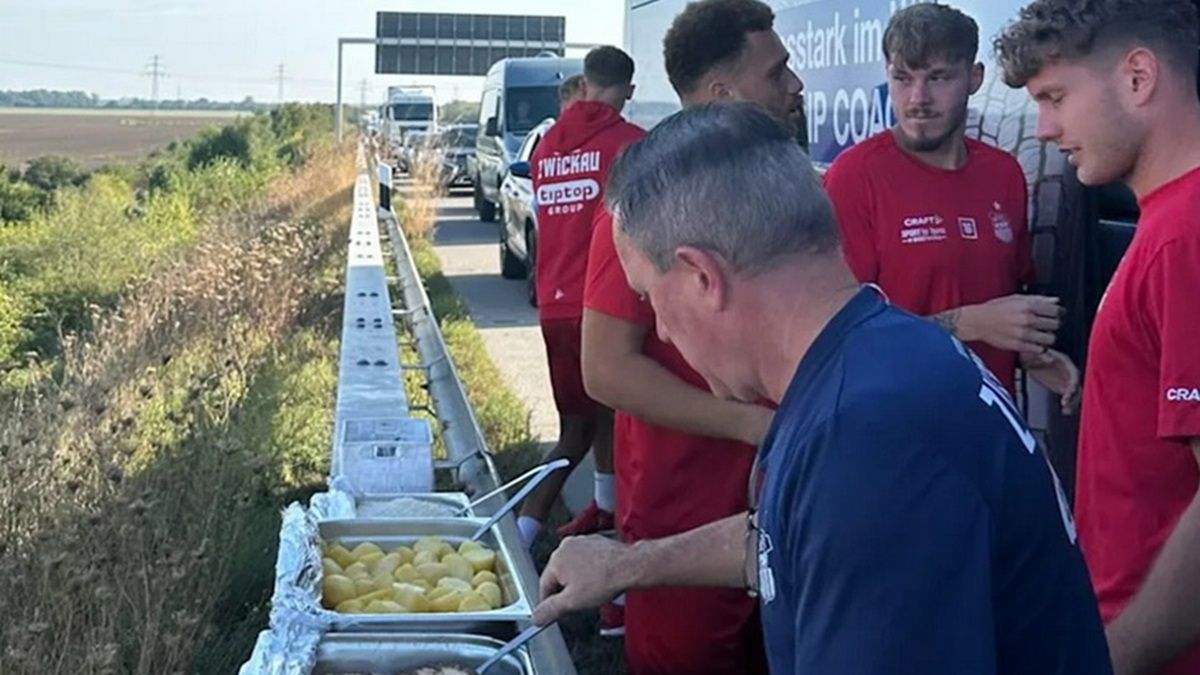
[948,295,1064,354]
[534,536,633,626]
[1021,349,1082,414]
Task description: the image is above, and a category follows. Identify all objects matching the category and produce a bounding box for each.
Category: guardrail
[371,150,579,674]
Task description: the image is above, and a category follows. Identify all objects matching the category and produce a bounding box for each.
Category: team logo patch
[1167,388,1200,402]
[900,214,947,244]
[958,217,978,240]
[990,202,1014,243]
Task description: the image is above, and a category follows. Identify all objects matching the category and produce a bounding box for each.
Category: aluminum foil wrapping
[236,503,328,675]
[236,610,323,675]
[309,478,358,521]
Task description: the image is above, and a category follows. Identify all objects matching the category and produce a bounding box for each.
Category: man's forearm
[931,305,975,341]
[1107,442,1200,675]
[587,349,769,445]
[626,513,748,591]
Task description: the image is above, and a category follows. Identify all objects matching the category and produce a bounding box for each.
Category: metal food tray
[312,632,533,675]
[352,492,471,519]
[318,518,532,634]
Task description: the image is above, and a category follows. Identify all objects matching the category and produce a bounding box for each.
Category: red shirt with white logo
[1076,167,1200,675]
[531,101,644,321]
[824,131,1035,392]
[582,210,758,543]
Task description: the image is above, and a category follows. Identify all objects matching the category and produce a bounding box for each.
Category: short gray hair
[606,102,839,275]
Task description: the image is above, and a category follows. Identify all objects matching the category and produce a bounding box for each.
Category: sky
[0,1,626,104]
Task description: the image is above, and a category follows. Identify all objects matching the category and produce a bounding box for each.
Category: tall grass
[0,137,355,674]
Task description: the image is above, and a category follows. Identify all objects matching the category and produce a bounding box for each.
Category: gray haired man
[535,102,1111,675]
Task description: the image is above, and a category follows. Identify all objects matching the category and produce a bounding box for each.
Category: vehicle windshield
[389,102,433,121]
[504,87,559,135]
[440,127,477,148]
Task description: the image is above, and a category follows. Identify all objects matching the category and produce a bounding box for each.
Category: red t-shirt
[531,101,645,321]
[1076,167,1200,675]
[824,131,1035,393]
[583,209,757,541]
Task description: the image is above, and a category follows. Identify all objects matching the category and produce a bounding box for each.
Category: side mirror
[508,161,531,179]
[485,117,499,137]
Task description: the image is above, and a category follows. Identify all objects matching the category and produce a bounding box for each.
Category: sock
[517,516,543,549]
[594,472,616,513]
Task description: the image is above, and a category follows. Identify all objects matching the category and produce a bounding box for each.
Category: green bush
[21,155,88,192]
[0,177,47,223]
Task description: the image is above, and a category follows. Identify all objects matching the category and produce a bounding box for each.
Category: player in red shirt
[579,0,799,672]
[997,2,1200,673]
[516,47,645,555]
[824,3,1080,404]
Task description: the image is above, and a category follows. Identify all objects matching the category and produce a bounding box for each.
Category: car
[436,123,479,189]
[397,131,433,174]
[470,55,582,223]
[498,117,555,306]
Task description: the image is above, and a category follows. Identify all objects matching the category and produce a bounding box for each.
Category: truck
[470,54,583,223]
[384,86,438,159]
[625,0,1156,497]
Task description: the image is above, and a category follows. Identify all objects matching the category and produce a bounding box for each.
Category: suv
[498,118,555,306]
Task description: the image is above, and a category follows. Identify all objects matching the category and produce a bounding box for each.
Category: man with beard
[578,1,800,671]
[824,3,1080,406]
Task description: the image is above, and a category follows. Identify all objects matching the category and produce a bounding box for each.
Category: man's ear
[969,62,985,95]
[626,83,637,101]
[1123,47,1160,106]
[674,246,730,310]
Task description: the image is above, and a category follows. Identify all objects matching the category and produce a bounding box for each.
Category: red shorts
[625,587,767,675]
[540,318,597,415]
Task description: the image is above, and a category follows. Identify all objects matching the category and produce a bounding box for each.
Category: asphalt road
[430,185,592,515]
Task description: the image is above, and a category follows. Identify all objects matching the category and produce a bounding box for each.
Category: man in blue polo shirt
[532,103,1111,674]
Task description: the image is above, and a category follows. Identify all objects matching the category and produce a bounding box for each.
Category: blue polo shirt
[755,288,1111,675]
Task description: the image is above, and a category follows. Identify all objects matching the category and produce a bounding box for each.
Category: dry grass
[0,145,356,674]
[396,147,449,239]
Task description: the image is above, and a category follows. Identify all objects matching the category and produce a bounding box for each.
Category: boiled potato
[343,562,370,580]
[442,553,474,582]
[322,574,357,608]
[409,579,433,592]
[436,577,474,594]
[437,542,456,559]
[392,545,416,565]
[353,578,376,597]
[358,588,393,603]
[430,590,464,613]
[458,592,491,613]
[358,551,385,570]
[428,586,456,601]
[327,544,356,569]
[364,599,405,614]
[458,540,484,555]
[461,547,496,573]
[413,537,443,556]
[374,553,403,577]
[412,550,439,566]
[404,593,432,613]
[371,573,396,593]
[394,563,420,583]
[472,570,498,587]
[476,581,502,609]
[416,562,450,585]
[322,557,344,576]
[350,542,383,560]
[335,598,366,614]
